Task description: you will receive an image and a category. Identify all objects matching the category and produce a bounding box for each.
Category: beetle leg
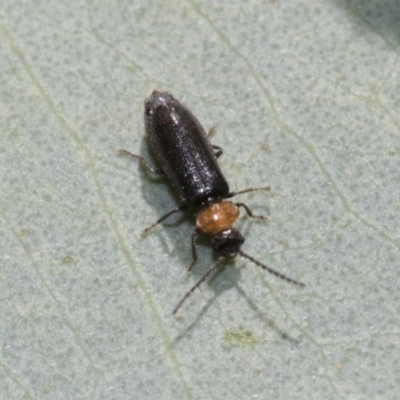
[227,186,271,197]
[142,204,189,235]
[118,149,165,175]
[187,228,201,272]
[235,202,269,222]
[211,145,223,159]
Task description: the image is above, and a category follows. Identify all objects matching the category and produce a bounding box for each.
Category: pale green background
[1,0,399,399]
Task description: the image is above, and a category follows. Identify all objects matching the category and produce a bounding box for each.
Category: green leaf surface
[1,0,399,398]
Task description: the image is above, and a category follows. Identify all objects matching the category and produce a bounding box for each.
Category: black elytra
[144,91,229,206]
[119,90,305,315]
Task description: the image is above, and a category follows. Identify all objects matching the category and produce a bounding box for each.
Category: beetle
[119,90,304,314]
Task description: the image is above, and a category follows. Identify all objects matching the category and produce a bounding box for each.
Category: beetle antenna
[238,250,305,287]
[173,256,226,315]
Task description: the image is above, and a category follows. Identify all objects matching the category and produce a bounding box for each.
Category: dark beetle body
[119,90,304,314]
[144,91,229,206]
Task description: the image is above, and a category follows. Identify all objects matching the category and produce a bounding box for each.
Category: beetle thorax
[196,201,239,235]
